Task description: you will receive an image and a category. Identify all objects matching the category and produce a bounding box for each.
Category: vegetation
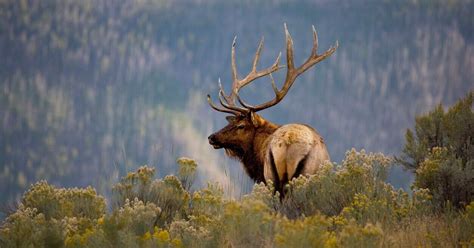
[1,149,473,247]
[0,1,472,246]
[1,0,472,205]
[398,92,473,208]
[2,92,474,247]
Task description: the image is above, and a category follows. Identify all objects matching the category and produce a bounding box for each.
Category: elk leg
[293,153,310,179]
[268,149,281,194]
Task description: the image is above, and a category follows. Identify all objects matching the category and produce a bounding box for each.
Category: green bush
[0,207,64,248]
[0,183,106,248]
[398,92,474,208]
[280,149,393,219]
[21,181,106,220]
[112,165,190,226]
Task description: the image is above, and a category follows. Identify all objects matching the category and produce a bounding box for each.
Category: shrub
[274,214,331,248]
[0,206,64,248]
[398,92,474,208]
[277,149,393,218]
[21,181,106,220]
[222,198,276,247]
[338,222,383,248]
[176,157,198,191]
[0,182,106,248]
[100,198,162,247]
[1,154,473,247]
[112,165,191,226]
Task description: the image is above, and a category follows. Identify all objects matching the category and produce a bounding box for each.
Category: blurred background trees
[0,0,473,205]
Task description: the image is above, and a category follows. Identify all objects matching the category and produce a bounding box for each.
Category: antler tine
[206,77,247,116]
[297,26,338,75]
[218,78,232,104]
[208,24,336,115]
[226,36,282,108]
[251,51,282,79]
[207,94,240,115]
[244,24,338,112]
[269,73,279,95]
[208,35,281,116]
[311,25,318,57]
[231,36,238,85]
[236,73,279,110]
[219,89,248,113]
[214,36,240,107]
[252,37,264,73]
[284,23,295,71]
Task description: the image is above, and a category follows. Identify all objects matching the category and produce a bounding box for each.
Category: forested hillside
[1,0,473,204]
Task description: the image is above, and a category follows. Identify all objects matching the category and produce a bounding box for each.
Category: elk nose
[208,134,216,143]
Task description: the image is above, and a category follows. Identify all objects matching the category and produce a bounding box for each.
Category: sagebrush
[1,152,473,248]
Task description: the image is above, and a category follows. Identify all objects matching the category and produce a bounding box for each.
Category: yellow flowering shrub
[0,206,65,247]
[222,198,275,247]
[112,165,190,226]
[21,181,106,220]
[414,147,446,190]
[274,214,331,248]
[338,222,383,248]
[273,149,393,218]
[176,157,198,191]
[105,198,161,236]
[1,154,473,247]
[169,218,218,247]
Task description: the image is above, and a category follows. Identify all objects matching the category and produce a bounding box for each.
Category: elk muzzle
[208,133,223,149]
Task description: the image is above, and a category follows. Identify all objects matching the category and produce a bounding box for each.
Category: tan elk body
[207,24,337,193]
[266,124,330,187]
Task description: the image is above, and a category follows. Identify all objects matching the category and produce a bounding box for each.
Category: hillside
[0,0,473,204]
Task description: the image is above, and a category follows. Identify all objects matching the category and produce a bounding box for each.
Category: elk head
[208,112,266,156]
[207,24,337,182]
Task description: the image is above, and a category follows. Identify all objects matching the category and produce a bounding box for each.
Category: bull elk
[207,24,338,195]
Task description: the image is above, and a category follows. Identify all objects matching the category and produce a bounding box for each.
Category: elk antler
[208,24,338,115]
[207,36,281,115]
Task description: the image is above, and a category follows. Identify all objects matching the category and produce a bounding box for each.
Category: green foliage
[2,153,473,247]
[274,214,331,248]
[222,199,275,247]
[101,198,162,247]
[22,181,106,220]
[0,183,106,248]
[281,149,393,218]
[112,166,190,226]
[338,222,383,248]
[0,207,64,248]
[176,157,197,192]
[398,92,474,208]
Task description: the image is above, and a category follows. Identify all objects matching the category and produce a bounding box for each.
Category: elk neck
[240,120,279,183]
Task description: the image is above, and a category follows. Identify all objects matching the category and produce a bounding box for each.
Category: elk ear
[250,112,265,127]
[226,116,237,123]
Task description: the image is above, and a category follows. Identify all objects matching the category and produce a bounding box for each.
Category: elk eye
[237,124,245,129]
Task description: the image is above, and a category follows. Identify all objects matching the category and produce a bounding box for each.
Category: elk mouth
[208,137,223,149]
[211,143,223,149]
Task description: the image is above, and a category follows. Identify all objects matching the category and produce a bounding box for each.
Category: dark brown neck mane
[225,121,279,183]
